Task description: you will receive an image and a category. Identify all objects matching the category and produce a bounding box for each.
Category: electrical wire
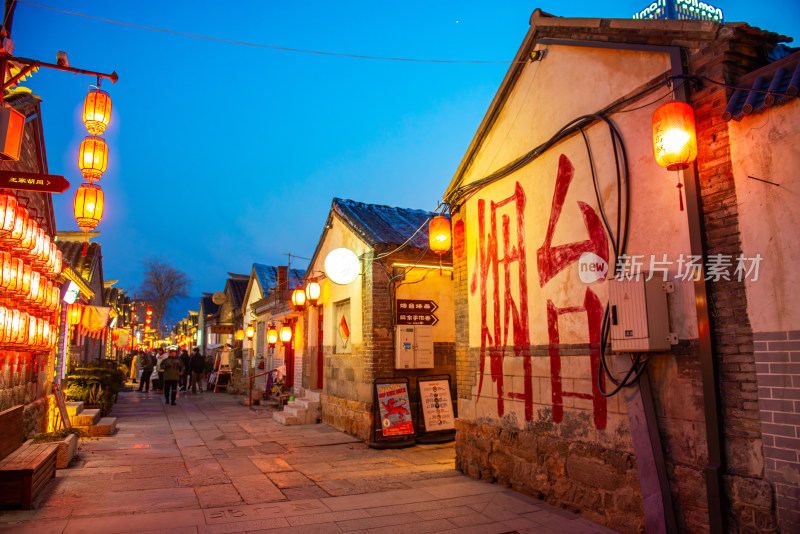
[18,1,526,65]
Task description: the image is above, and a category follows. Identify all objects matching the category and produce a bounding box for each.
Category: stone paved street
[0,391,619,534]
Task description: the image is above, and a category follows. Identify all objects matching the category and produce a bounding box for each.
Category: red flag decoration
[338,315,350,347]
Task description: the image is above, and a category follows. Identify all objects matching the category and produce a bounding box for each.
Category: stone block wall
[754,330,800,532]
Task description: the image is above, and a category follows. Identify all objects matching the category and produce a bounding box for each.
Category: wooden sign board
[376,382,414,437]
[51,383,71,430]
[0,170,70,193]
[418,378,455,431]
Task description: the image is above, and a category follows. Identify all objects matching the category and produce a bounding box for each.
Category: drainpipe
[669,47,726,534]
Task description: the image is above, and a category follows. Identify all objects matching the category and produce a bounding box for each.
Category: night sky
[10,1,799,315]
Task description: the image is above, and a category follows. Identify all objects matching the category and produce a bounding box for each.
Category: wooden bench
[0,405,58,509]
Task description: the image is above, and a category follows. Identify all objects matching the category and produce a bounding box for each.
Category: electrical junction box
[395,325,434,369]
[608,274,672,352]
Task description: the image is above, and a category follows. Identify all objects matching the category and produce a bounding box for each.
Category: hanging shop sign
[376,382,414,437]
[0,170,70,193]
[211,324,234,335]
[324,248,360,285]
[418,378,455,431]
[396,299,438,326]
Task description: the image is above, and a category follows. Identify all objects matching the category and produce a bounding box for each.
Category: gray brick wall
[754,330,800,531]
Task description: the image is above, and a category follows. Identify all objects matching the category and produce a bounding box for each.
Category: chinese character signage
[396,299,438,326]
[0,170,70,193]
[419,379,454,431]
[376,382,414,437]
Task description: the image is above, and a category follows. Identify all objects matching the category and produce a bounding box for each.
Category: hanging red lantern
[13,216,36,257]
[291,288,306,309]
[146,307,153,316]
[0,306,7,343]
[17,263,31,300]
[67,302,83,326]
[653,101,698,171]
[111,329,120,341]
[28,270,40,305]
[52,247,62,276]
[0,251,11,294]
[280,325,292,345]
[36,230,50,266]
[78,136,108,181]
[74,183,104,255]
[429,215,452,254]
[305,281,321,306]
[83,88,112,135]
[267,326,278,346]
[0,193,17,238]
[7,203,27,246]
[245,325,254,339]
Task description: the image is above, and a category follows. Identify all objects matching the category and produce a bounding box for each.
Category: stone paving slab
[0,390,619,534]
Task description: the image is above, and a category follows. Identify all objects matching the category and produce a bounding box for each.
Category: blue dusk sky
[10,1,799,312]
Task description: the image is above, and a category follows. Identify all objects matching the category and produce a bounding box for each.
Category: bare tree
[138,257,190,334]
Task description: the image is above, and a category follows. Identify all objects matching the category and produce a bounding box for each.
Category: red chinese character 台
[537,154,609,430]
[471,182,531,419]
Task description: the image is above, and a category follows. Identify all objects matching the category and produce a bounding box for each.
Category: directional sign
[396,299,438,326]
[0,170,70,193]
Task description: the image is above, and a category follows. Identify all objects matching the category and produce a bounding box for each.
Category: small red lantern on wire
[0,193,17,239]
[67,302,83,326]
[653,101,698,211]
[429,215,452,274]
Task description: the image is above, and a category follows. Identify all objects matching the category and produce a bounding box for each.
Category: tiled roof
[333,198,438,249]
[226,278,249,309]
[201,294,219,317]
[723,50,800,121]
[253,264,306,293]
[56,240,101,281]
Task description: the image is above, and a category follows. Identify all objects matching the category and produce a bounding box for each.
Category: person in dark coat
[179,349,191,391]
[160,348,184,405]
[189,348,205,393]
[137,351,155,393]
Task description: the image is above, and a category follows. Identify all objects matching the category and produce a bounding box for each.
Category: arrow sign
[0,170,70,194]
[396,299,438,326]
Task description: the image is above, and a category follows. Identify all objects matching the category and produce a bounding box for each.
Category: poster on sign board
[376,382,414,437]
[419,379,455,431]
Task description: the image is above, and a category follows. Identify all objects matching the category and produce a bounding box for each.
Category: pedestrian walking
[137,351,155,392]
[160,348,183,405]
[179,349,191,391]
[189,348,205,393]
[129,351,140,384]
[155,347,167,393]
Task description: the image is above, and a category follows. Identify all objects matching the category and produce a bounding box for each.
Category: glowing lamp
[246,325,254,339]
[291,288,306,308]
[74,183,104,233]
[83,88,112,135]
[429,215,452,254]
[0,251,11,293]
[18,263,31,299]
[267,327,278,346]
[8,204,27,246]
[235,328,244,341]
[0,193,17,237]
[324,248,360,285]
[67,302,83,326]
[0,105,25,161]
[305,281,320,305]
[146,307,153,316]
[280,325,292,344]
[78,136,108,181]
[28,270,40,305]
[653,101,697,171]
[14,216,36,256]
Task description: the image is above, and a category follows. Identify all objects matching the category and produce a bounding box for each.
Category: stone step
[70,408,100,426]
[303,390,322,402]
[87,417,117,437]
[65,402,84,416]
[282,405,304,418]
[287,399,320,411]
[273,411,299,425]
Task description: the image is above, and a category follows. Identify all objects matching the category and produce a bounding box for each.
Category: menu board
[376,382,414,437]
[419,379,454,431]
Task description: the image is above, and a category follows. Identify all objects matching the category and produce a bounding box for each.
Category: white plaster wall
[729,100,800,332]
[395,267,455,342]
[455,44,699,433]
[242,275,262,353]
[308,215,370,349]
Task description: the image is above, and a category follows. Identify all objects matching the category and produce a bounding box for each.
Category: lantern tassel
[82,232,88,257]
[677,182,684,211]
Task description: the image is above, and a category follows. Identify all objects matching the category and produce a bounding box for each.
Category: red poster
[377,383,414,437]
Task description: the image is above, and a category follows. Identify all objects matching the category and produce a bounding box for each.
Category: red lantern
[17,263,31,300]
[78,136,108,181]
[429,215,452,254]
[653,101,698,171]
[52,247,62,277]
[0,251,12,294]
[67,302,83,326]
[0,306,7,343]
[28,270,40,305]
[83,88,112,135]
[0,193,17,238]
[8,204,27,246]
[13,215,35,257]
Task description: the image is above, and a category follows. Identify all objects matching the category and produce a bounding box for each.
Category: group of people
[130,347,206,405]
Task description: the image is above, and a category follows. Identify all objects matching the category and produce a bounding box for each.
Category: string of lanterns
[0,192,63,357]
[74,84,112,255]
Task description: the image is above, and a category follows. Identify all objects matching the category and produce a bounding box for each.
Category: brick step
[65,402,84,416]
[89,417,117,437]
[70,408,100,427]
[273,411,300,425]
